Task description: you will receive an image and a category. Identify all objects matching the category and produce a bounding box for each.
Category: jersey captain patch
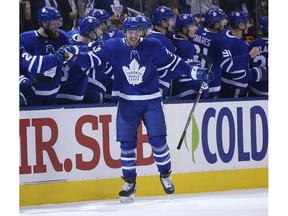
[122,58,145,86]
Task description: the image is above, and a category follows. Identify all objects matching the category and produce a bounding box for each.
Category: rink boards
[19,98,268,206]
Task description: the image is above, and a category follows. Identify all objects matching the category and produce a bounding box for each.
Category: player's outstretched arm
[57,44,102,68]
[20,45,60,75]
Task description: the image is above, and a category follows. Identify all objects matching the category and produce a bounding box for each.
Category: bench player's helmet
[152,5,175,25]
[37,6,63,27]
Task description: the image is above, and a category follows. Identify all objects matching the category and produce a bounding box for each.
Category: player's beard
[44,27,59,39]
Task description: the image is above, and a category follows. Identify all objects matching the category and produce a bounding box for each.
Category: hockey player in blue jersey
[220,10,267,98]
[87,8,118,102]
[20,6,69,105]
[19,44,65,106]
[103,14,154,103]
[170,13,208,100]
[248,16,268,97]
[136,14,153,37]
[192,8,228,99]
[148,5,176,99]
[88,8,112,41]
[57,16,214,202]
[55,16,108,104]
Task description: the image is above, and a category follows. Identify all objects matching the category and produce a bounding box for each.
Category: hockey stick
[176,53,213,150]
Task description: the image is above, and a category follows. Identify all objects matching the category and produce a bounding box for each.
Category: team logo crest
[110,0,123,16]
[122,59,145,86]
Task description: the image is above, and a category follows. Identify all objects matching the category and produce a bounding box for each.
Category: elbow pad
[252,67,268,82]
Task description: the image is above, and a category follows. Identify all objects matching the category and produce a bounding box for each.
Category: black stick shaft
[176,83,205,150]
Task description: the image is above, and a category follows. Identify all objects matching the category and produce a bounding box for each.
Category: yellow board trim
[20,168,268,206]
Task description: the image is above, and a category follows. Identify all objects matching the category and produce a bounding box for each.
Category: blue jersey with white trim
[56,34,89,104]
[170,35,204,99]
[20,30,68,99]
[248,38,268,96]
[148,30,176,99]
[56,33,109,104]
[192,26,227,98]
[72,37,195,105]
[20,45,59,77]
[219,29,254,97]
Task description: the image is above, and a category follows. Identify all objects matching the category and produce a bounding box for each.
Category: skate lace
[122,182,134,191]
[161,176,172,188]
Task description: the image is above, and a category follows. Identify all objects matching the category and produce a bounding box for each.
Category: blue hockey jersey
[20,29,68,103]
[248,38,268,96]
[20,44,59,76]
[56,33,111,104]
[148,30,176,99]
[193,26,228,98]
[55,35,90,104]
[220,29,254,98]
[170,35,204,99]
[71,37,197,105]
[20,45,60,106]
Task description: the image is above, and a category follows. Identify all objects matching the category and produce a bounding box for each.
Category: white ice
[19,188,268,216]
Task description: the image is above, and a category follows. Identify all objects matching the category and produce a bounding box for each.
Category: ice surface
[20,188,268,216]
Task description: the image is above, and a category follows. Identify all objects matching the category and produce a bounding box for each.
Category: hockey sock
[120,141,137,179]
[149,136,171,174]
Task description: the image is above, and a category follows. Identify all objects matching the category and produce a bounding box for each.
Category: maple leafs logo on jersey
[122,59,145,86]
[43,66,57,78]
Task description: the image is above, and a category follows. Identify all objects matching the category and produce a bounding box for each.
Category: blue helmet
[228,10,251,29]
[136,15,152,29]
[123,16,142,30]
[88,9,110,23]
[75,16,85,29]
[79,16,101,36]
[152,5,175,25]
[260,16,268,34]
[204,8,226,28]
[175,14,197,32]
[37,6,62,26]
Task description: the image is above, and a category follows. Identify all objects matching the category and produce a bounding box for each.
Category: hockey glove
[56,46,65,63]
[252,67,268,82]
[19,75,31,92]
[57,45,79,63]
[19,75,35,98]
[190,66,214,83]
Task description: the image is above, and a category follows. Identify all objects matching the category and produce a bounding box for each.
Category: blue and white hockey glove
[57,45,79,64]
[190,66,214,83]
[252,67,268,82]
[56,46,65,63]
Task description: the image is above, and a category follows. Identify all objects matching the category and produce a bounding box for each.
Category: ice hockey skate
[119,177,136,203]
[160,172,175,198]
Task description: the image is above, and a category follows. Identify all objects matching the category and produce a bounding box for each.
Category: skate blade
[167,194,173,200]
[120,194,135,203]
